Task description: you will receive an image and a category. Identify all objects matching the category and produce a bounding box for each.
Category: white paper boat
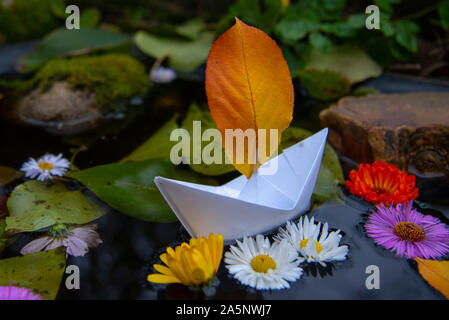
[155,128,328,241]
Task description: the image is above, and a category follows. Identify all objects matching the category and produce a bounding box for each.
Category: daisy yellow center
[300,239,309,249]
[38,162,54,171]
[250,255,276,273]
[315,241,323,254]
[394,222,425,242]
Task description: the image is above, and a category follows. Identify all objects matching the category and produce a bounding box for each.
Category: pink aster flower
[0,285,42,300]
[21,224,102,257]
[365,201,449,259]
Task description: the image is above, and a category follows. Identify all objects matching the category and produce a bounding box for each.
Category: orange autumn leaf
[205,18,294,178]
[415,257,449,299]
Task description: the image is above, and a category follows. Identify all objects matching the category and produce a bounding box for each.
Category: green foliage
[20,27,131,70]
[0,249,66,300]
[180,104,235,176]
[0,0,62,42]
[134,29,214,72]
[297,69,351,100]
[22,54,150,111]
[439,0,449,29]
[123,104,235,176]
[222,0,425,75]
[6,181,107,232]
[68,159,217,223]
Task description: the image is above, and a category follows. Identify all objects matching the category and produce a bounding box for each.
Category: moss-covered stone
[0,0,61,42]
[24,54,150,111]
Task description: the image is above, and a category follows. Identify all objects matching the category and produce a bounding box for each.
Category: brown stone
[11,81,103,135]
[319,92,449,181]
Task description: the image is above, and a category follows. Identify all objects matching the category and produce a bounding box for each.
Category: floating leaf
[206,18,294,178]
[80,8,101,28]
[134,30,214,72]
[0,249,66,300]
[0,166,23,186]
[181,104,235,176]
[20,28,130,70]
[121,115,179,162]
[415,258,449,299]
[297,69,351,100]
[303,45,382,84]
[6,181,107,232]
[68,159,217,223]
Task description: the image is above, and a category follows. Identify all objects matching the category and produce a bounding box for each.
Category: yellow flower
[147,233,223,287]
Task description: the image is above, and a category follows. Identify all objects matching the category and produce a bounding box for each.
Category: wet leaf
[206,19,294,178]
[280,126,344,204]
[121,115,179,163]
[303,45,382,84]
[297,69,351,100]
[80,8,101,28]
[68,159,217,223]
[181,104,235,176]
[0,166,23,186]
[6,181,107,232]
[415,258,449,299]
[20,28,130,70]
[0,249,66,300]
[134,30,214,72]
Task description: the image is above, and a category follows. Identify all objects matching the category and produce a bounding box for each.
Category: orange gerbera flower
[346,161,418,206]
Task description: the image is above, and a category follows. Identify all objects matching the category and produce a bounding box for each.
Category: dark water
[34,192,444,300]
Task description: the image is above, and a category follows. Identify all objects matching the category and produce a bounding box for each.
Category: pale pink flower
[0,285,42,300]
[21,224,102,257]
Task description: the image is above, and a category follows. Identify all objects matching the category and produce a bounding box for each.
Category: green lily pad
[20,27,131,70]
[134,30,214,71]
[303,45,382,84]
[0,166,23,186]
[68,159,217,223]
[181,104,235,176]
[6,181,107,232]
[280,126,344,204]
[0,249,66,300]
[121,115,179,162]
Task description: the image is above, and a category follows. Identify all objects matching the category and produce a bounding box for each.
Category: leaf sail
[206,18,294,178]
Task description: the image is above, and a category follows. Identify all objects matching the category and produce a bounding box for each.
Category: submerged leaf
[206,18,294,178]
[6,181,107,232]
[415,258,449,299]
[68,159,217,222]
[134,30,214,72]
[0,249,66,300]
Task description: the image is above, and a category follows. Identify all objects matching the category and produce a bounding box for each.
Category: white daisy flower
[275,216,349,267]
[224,234,303,290]
[20,153,70,181]
[150,66,177,84]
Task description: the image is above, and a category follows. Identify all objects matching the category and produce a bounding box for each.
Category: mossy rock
[23,54,150,111]
[13,54,150,135]
[0,0,61,43]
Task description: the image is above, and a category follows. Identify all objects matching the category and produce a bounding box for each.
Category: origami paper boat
[155,128,328,241]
